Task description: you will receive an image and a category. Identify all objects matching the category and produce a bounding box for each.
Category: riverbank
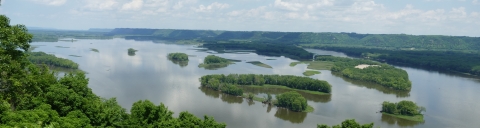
[382,112,424,122]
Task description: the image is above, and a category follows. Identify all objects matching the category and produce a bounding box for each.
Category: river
[31,39,480,128]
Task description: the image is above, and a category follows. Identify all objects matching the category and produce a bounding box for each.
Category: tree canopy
[201,74,332,93]
[316,56,411,91]
[317,119,374,128]
[276,91,308,112]
[382,100,424,116]
[167,52,189,61]
[0,15,226,128]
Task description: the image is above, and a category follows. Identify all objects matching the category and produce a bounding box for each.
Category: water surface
[32,39,480,128]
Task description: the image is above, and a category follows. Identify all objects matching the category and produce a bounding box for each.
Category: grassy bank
[303,70,321,76]
[243,85,330,95]
[247,61,273,68]
[382,112,424,122]
[290,61,334,70]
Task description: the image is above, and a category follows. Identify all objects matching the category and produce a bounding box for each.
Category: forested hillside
[314,46,480,75]
[104,28,480,51]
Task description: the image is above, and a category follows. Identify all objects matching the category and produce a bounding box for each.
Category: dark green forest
[316,56,411,91]
[30,30,112,42]
[311,46,480,75]
[104,28,480,51]
[31,28,480,75]
[202,43,313,60]
[27,52,79,69]
[200,74,332,93]
[0,15,226,127]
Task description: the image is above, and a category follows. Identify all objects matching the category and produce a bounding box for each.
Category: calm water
[32,39,480,128]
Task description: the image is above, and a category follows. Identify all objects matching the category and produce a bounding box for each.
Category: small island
[246,61,272,69]
[198,55,234,69]
[276,91,312,112]
[381,100,425,122]
[128,48,137,56]
[303,70,321,76]
[168,53,189,67]
[316,56,412,91]
[167,52,189,61]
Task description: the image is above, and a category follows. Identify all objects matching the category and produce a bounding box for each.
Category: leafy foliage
[200,74,332,93]
[314,46,480,76]
[128,48,137,56]
[202,43,313,60]
[276,91,308,112]
[0,15,226,128]
[27,52,79,69]
[316,56,412,91]
[317,119,374,128]
[382,100,424,116]
[167,52,189,61]
[203,55,229,64]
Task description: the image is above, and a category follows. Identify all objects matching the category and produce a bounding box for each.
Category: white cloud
[193,2,230,13]
[122,0,144,11]
[274,0,334,11]
[473,0,479,4]
[173,0,197,10]
[84,0,118,11]
[32,0,66,6]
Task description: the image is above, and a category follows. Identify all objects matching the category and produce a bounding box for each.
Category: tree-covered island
[127,48,137,56]
[381,100,425,122]
[314,56,412,91]
[198,55,235,69]
[200,74,333,112]
[167,52,189,61]
[167,53,189,67]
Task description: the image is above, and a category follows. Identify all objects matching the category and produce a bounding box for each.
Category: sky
[1,0,480,36]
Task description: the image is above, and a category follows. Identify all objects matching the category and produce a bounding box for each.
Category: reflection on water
[30,39,480,128]
[198,63,232,70]
[331,72,410,98]
[381,113,424,127]
[199,87,244,104]
[168,59,188,67]
[239,86,331,103]
[274,108,308,124]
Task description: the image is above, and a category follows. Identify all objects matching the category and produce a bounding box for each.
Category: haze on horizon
[2,0,480,37]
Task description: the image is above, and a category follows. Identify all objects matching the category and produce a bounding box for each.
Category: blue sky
[1,0,479,36]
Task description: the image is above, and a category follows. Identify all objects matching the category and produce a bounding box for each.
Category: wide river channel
[32,38,480,128]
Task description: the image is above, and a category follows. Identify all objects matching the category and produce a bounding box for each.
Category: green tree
[276,91,307,112]
[317,119,374,128]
